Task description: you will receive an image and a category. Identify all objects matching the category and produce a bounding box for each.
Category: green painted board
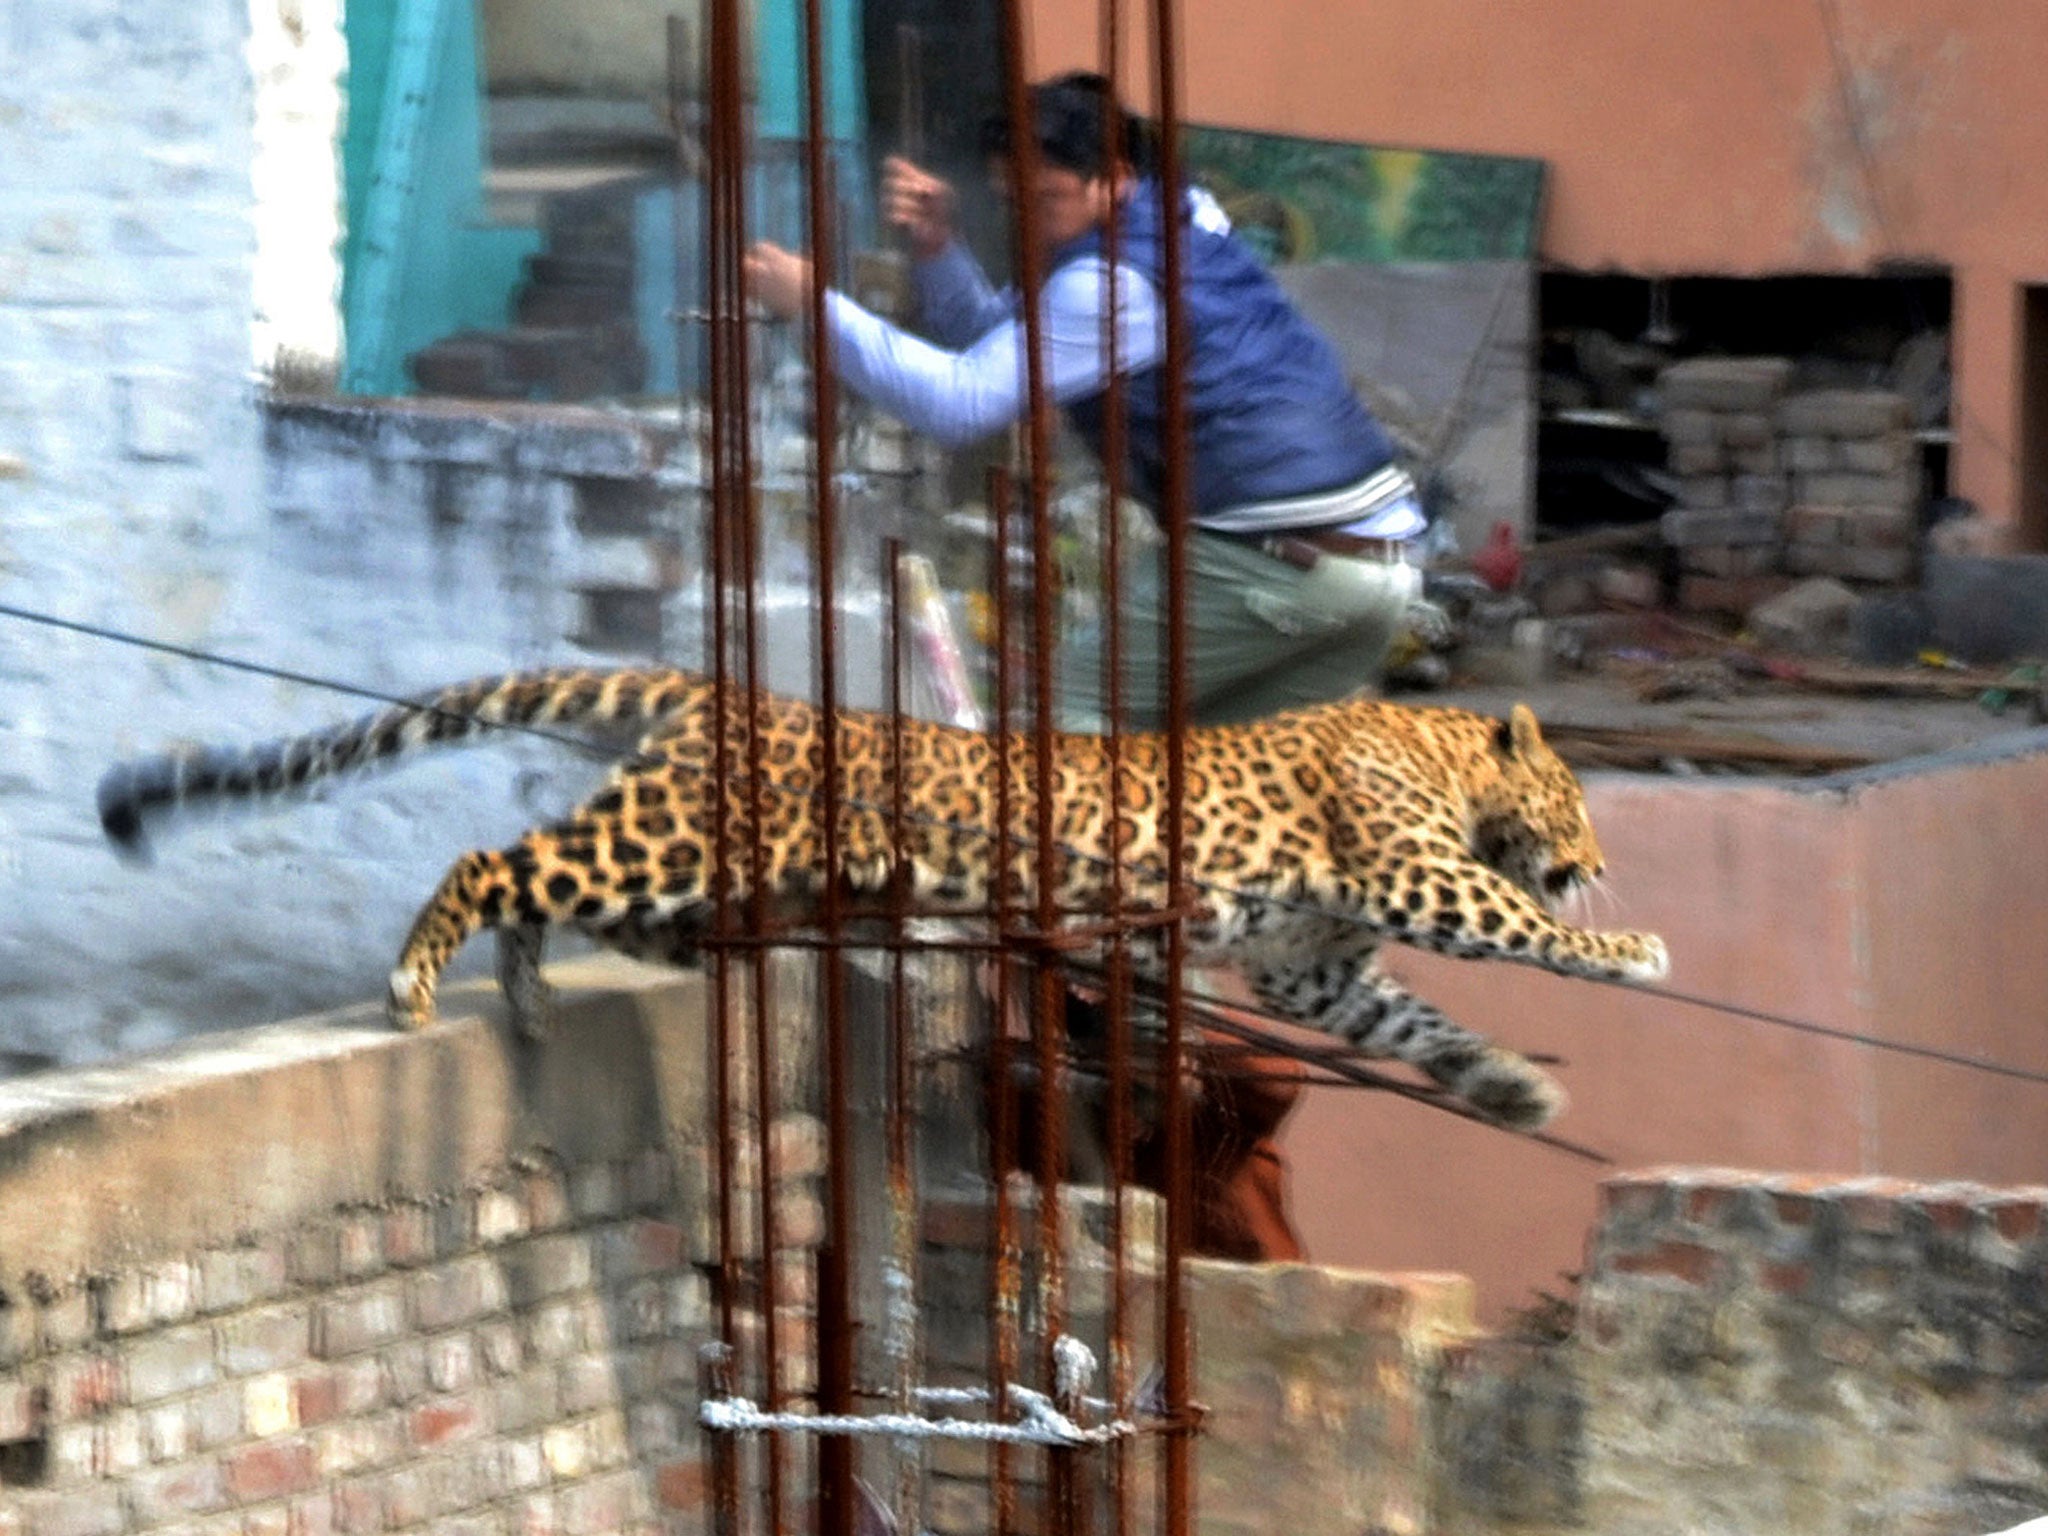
[1183,124,1544,265]
[756,0,866,143]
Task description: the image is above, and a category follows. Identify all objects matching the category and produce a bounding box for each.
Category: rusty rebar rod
[690,1,1202,1531]
[796,2,855,1534]
[987,466,1022,1536]
[1096,12,1135,1536]
[1144,0,1197,1530]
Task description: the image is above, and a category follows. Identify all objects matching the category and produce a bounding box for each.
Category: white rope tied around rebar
[1053,1335,1095,1402]
[916,1384,1126,1420]
[698,1398,1138,1448]
[701,1335,1137,1448]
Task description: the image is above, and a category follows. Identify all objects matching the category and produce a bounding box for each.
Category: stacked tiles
[1657,357,1795,614]
[1778,389,1921,584]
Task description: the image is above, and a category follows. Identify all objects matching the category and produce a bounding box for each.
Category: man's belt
[1256,530,1411,572]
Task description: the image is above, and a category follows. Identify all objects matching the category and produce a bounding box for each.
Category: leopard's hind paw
[386,967,438,1031]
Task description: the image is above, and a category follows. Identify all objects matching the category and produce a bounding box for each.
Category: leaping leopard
[97,666,1668,1130]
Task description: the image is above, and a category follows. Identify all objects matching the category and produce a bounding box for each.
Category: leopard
[97,666,1668,1131]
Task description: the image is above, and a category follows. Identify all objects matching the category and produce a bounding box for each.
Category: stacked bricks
[1779,389,1922,584]
[1191,1261,1475,1536]
[1657,357,1797,615]
[1575,1166,2048,1536]
[0,1123,825,1536]
[914,1180,1164,1536]
[916,1185,1486,1536]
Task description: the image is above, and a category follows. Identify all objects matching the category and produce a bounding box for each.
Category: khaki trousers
[1057,526,1420,730]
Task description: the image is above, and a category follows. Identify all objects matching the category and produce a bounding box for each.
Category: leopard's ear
[1500,703,1544,758]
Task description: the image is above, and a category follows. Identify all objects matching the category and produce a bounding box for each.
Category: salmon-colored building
[1030,0,2048,547]
[1018,3,2048,1317]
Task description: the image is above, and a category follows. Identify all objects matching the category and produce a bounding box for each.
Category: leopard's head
[1472,704,1604,911]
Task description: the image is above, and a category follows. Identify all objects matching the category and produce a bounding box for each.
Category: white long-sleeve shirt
[824,228,1425,540]
[823,239,1163,449]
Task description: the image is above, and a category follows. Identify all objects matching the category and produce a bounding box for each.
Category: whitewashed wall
[248,0,345,381]
[0,1,609,1069]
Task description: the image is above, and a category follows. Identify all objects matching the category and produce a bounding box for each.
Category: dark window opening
[2019,285,2048,548]
[0,1434,48,1488]
[1536,270,1952,533]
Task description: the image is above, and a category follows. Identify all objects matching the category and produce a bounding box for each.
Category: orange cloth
[1137,1038,1306,1262]
[993,1022,1307,1263]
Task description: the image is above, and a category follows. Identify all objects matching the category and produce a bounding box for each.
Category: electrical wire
[0,600,613,761]
[10,594,2048,1094]
[1632,979,2048,1088]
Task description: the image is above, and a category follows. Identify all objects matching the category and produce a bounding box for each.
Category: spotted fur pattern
[99,666,1668,1129]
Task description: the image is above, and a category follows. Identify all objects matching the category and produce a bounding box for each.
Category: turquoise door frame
[340,0,540,396]
[341,0,863,399]
[757,0,866,144]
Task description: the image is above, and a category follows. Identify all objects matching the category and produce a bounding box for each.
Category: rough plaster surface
[0,0,272,1064]
[0,4,688,1072]
[1,409,608,1067]
[247,0,344,380]
[3,381,913,1072]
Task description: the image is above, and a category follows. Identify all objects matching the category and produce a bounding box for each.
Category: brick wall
[1131,1166,2048,1536]
[1192,1263,1474,1536]
[1574,1167,2048,1536]
[0,1152,709,1534]
[5,958,2045,1534]
[0,957,823,1535]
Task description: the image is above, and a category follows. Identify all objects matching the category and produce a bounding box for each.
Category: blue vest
[1055,180,1396,520]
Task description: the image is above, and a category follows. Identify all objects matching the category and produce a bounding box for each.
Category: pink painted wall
[1026,1,2048,537]
[1279,735,2048,1323]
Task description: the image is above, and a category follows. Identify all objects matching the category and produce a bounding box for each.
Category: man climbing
[746,72,1434,1259]
[745,70,1429,727]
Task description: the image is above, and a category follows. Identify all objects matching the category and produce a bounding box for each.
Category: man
[747,75,1436,1257]
[744,71,1427,728]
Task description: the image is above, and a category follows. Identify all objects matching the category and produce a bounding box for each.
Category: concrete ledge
[264,395,675,480]
[0,954,712,1292]
[1578,719,2048,799]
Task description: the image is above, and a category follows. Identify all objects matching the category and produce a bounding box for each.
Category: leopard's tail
[97,666,704,863]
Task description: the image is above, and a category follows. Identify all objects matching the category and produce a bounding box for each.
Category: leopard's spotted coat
[99,667,1668,1129]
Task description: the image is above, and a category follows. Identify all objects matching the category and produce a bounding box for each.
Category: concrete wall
[0,0,260,1063]
[248,0,344,383]
[1285,730,2048,1326]
[0,385,913,1072]
[0,400,667,1069]
[1026,0,2048,540]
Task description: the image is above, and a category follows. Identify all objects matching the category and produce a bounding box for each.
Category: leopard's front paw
[386,966,438,1031]
[1616,934,1669,983]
